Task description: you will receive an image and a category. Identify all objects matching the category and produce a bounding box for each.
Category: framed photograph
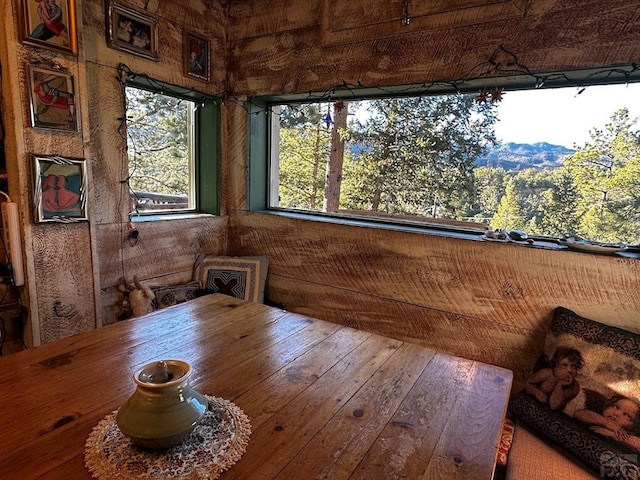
[27,65,78,131]
[32,154,88,223]
[106,1,159,61]
[183,30,210,81]
[19,0,78,55]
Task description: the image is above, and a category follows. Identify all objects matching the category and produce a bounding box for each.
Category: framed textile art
[31,154,88,223]
[193,255,268,304]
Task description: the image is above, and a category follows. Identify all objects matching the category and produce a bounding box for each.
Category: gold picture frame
[31,154,88,223]
[183,30,210,81]
[19,0,78,55]
[27,64,78,132]
[106,1,159,61]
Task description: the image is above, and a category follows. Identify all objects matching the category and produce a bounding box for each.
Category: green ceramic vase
[116,359,208,450]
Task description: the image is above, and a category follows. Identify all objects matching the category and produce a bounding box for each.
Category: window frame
[124,75,220,217]
[247,64,640,245]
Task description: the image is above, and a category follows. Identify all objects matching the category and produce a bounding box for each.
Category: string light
[239,46,640,120]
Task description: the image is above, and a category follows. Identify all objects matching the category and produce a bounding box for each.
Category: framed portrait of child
[183,30,210,82]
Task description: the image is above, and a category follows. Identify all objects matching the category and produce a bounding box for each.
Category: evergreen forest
[276,95,640,244]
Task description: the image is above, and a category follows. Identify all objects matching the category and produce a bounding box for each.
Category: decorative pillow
[193,255,268,303]
[150,281,201,310]
[510,307,640,479]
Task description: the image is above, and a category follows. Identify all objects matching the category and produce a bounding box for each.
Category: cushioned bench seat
[506,421,598,480]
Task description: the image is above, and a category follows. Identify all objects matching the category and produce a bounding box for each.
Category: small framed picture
[19,0,78,55]
[32,154,88,223]
[106,1,159,61]
[28,65,78,131]
[183,30,210,81]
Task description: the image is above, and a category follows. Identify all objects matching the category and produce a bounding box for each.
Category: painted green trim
[198,101,219,214]
[247,99,269,211]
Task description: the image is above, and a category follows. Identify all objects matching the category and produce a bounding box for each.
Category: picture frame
[183,30,210,81]
[18,0,78,55]
[27,65,78,132]
[106,1,159,61]
[32,154,88,223]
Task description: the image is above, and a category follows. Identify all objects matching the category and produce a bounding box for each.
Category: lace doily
[85,395,251,480]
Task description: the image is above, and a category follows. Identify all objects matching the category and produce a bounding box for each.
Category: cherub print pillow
[510,307,640,479]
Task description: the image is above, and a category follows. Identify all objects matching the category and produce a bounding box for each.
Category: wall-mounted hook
[402,2,411,26]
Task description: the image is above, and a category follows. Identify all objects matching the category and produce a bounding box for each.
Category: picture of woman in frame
[21,0,77,54]
[28,66,78,131]
[29,0,69,42]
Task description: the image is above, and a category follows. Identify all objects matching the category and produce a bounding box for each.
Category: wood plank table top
[0,294,513,480]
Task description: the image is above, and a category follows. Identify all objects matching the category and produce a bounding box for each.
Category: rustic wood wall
[0,0,229,349]
[224,0,640,390]
[2,0,640,390]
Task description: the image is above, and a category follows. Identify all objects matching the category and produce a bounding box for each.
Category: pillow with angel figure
[510,307,640,479]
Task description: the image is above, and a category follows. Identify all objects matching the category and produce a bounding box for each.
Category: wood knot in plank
[499,280,524,299]
[353,409,364,418]
[53,414,78,429]
[392,420,414,428]
[39,352,75,367]
[39,413,79,435]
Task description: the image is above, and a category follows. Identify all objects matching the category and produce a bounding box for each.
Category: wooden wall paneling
[121,0,226,33]
[82,64,128,226]
[231,213,640,327]
[95,216,228,289]
[228,0,321,41]
[0,0,233,345]
[265,273,542,392]
[322,0,528,46]
[228,0,640,97]
[221,102,249,213]
[31,223,96,344]
[95,216,227,324]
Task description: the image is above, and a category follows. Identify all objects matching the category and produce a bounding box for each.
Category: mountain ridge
[476,141,575,171]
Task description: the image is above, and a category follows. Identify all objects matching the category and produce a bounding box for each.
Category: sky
[494,83,640,149]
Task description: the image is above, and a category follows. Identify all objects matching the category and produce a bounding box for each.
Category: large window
[124,80,219,215]
[259,71,640,245]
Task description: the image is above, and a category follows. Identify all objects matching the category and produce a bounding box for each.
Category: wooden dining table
[0,294,513,479]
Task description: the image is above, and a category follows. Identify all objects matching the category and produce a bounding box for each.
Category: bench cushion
[506,421,598,480]
[151,281,201,309]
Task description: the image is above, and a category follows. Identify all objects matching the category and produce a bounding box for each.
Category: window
[124,79,219,215]
[252,67,640,245]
